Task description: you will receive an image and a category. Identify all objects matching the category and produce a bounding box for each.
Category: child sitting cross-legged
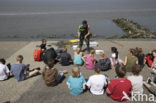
[127,64,143,94]
[42,60,67,87]
[66,67,86,95]
[82,49,96,70]
[106,64,132,102]
[57,47,73,66]
[73,47,83,66]
[0,58,10,81]
[87,63,108,95]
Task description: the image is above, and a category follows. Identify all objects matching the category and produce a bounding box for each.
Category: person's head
[0,58,6,64]
[46,60,54,69]
[72,67,80,78]
[90,49,95,62]
[115,64,126,78]
[16,55,23,63]
[82,20,88,27]
[94,63,101,74]
[76,47,81,54]
[152,49,156,58]
[129,48,135,56]
[42,39,47,44]
[132,64,141,76]
[138,48,143,55]
[36,45,41,49]
[100,52,105,58]
[62,47,67,53]
[111,47,118,59]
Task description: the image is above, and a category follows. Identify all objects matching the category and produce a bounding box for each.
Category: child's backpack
[34,49,43,61]
[42,48,57,64]
[43,68,58,87]
[98,58,111,71]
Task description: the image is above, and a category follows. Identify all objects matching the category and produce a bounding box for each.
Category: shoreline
[0,38,156,41]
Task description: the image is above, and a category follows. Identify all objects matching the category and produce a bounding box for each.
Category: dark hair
[47,60,54,69]
[42,39,47,43]
[94,63,101,74]
[153,49,156,54]
[0,58,6,64]
[62,47,67,52]
[132,64,141,75]
[115,64,126,78]
[111,47,118,59]
[129,48,136,56]
[82,20,87,25]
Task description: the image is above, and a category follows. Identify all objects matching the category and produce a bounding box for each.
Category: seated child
[98,52,111,71]
[145,52,153,68]
[135,48,145,68]
[0,58,10,81]
[110,47,119,69]
[10,55,40,82]
[40,39,47,51]
[74,47,83,66]
[87,64,108,95]
[127,64,143,94]
[34,45,43,61]
[151,50,156,74]
[57,47,72,66]
[106,64,132,102]
[66,67,86,95]
[42,60,67,87]
[82,49,96,70]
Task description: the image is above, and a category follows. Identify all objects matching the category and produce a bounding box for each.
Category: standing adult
[77,20,91,52]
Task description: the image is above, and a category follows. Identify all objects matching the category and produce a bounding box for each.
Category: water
[0,0,156,39]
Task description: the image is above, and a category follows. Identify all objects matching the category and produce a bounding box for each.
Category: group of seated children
[0,55,41,82]
[66,63,143,101]
[1,39,156,102]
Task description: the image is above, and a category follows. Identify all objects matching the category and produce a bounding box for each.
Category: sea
[0,0,156,39]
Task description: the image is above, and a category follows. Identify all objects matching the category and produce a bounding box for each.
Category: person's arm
[82,56,86,63]
[66,76,71,89]
[80,52,83,56]
[124,56,127,65]
[5,66,10,76]
[77,28,81,38]
[82,76,86,90]
[85,26,91,39]
[86,77,91,88]
[106,81,114,95]
[93,57,97,64]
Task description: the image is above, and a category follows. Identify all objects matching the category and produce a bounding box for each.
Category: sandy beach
[0,39,156,103]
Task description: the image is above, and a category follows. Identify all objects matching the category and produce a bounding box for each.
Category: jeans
[57,72,65,83]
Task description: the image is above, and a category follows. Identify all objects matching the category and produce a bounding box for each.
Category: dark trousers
[57,72,65,83]
[79,36,90,51]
